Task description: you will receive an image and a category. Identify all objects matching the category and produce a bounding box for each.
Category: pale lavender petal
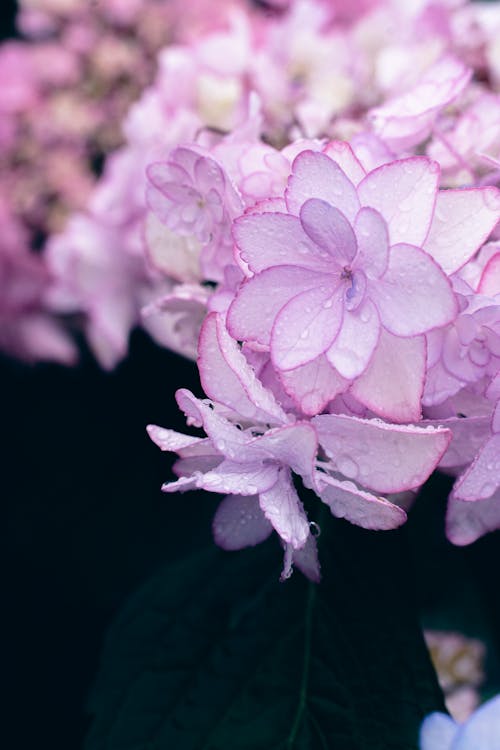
[454,695,500,749]
[144,212,201,282]
[373,243,458,336]
[227,266,322,346]
[479,253,500,297]
[316,473,407,530]
[357,157,439,246]
[146,424,203,452]
[299,199,357,264]
[233,213,331,273]
[350,330,426,422]
[419,712,458,750]
[326,299,380,379]
[431,416,491,470]
[259,467,309,547]
[447,489,500,546]
[198,313,288,425]
[285,150,360,222]
[279,355,348,416]
[212,494,273,550]
[424,188,500,275]
[353,207,389,279]
[161,475,199,493]
[200,459,279,495]
[271,283,344,370]
[253,422,318,480]
[313,415,450,493]
[293,534,321,583]
[323,140,366,186]
[454,434,500,501]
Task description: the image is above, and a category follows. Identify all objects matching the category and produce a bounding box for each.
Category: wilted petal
[326,299,380,379]
[419,712,458,750]
[453,434,500,501]
[299,199,357,264]
[279,355,348,416]
[354,207,389,279]
[357,157,439,246]
[233,213,330,273]
[424,188,500,275]
[373,243,458,336]
[316,473,407,530]
[313,414,450,493]
[293,534,321,583]
[271,283,344,370]
[285,150,360,222]
[227,265,321,346]
[212,494,272,550]
[350,330,426,422]
[447,489,500,546]
[259,467,309,548]
[198,313,288,425]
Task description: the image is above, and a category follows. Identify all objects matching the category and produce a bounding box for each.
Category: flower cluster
[2,0,500,572]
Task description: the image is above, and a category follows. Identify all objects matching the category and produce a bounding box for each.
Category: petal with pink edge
[285,150,360,222]
[146,424,203,452]
[323,140,366,186]
[212,494,273,550]
[271,283,344,370]
[253,422,318,480]
[326,299,380,379]
[313,414,450,493]
[259,467,310,548]
[479,252,500,296]
[200,459,279,495]
[233,213,331,273]
[453,433,500,501]
[357,157,439,246]
[372,243,458,336]
[447,489,500,545]
[227,265,322,346]
[354,207,389,279]
[424,188,500,275]
[198,313,288,425]
[279,355,348,416]
[315,473,407,530]
[350,330,426,422]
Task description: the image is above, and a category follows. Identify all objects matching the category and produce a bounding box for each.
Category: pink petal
[285,150,360,222]
[354,207,389,279]
[313,415,450,493]
[252,422,318,480]
[326,299,380,379]
[350,330,426,422]
[323,140,366,185]
[198,313,289,425]
[200,459,279,495]
[357,157,439,246]
[453,434,500,500]
[299,199,357,264]
[293,534,321,583]
[424,188,500,275]
[316,473,407,530]
[212,494,273,550]
[144,212,201,282]
[271,283,344,370]
[446,489,500,545]
[233,213,331,273]
[227,265,322,346]
[259,468,309,547]
[146,424,203,452]
[478,252,500,296]
[279,355,348,415]
[372,243,458,336]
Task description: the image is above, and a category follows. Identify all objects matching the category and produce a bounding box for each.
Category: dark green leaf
[85,514,445,750]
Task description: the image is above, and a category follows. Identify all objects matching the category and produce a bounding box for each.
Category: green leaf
[85,515,445,750]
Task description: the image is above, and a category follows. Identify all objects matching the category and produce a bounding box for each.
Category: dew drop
[300,328,310,339]
[215,439,226,452]
[309,521,321,537]
[323,299,333,309]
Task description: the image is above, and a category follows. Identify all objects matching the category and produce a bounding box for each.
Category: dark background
[2,3,500,748]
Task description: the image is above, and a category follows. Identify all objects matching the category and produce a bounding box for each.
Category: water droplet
[323,298,333,309]
[300,329,309,339]
[309,521,321,537]
[215,439,226,452]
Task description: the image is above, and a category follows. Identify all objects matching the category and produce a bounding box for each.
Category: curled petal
[323,140,366,185]
[253,422,318,481]
[200,459,279,495]
[453,434,500,501]
[279,355,348,416]
[259,468,309,548]
[447,489,500,546]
